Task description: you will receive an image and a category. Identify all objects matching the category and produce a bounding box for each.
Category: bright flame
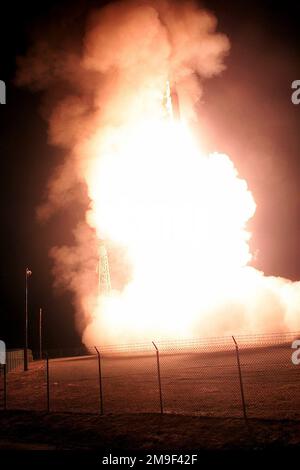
[82,85,258,345]
[17,0,300,345]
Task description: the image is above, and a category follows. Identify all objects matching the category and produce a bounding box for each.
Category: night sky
[1,0,300,350]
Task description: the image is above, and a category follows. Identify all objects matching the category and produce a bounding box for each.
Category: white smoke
[17,0,300,345]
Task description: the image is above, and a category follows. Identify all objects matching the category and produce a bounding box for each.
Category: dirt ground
[1,344,300,463]
[0,409,300,450]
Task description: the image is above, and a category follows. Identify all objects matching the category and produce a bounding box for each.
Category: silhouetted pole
[46,353,50,412]
[152,341,163,414]
[232,336,247,424]
[24,268,32,371]
[39,308,42,360]
[3,364,7,410]
[95,347,104,414]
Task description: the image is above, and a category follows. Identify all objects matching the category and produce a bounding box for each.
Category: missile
[170,85,180,120]
[163,80,181,121]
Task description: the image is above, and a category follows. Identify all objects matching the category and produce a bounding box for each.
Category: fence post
[46,353,50,413]
[94,347,104,415]
[3,364,7,410]
[152,341,163,414]
[232,336,247,424]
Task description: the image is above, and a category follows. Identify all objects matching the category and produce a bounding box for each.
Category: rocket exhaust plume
[17,0,300,346]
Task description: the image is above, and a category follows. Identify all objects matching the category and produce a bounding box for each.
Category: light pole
[39,307,42,360]
[24,268,32,371]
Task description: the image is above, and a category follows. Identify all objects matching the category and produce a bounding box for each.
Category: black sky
[1,0,300,350]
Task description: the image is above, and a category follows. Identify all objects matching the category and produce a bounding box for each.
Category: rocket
[170,85,180,120]
[163,80,181,121]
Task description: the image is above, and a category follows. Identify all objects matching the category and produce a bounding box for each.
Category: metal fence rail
[6,349,33,372]
[2,332,300,419]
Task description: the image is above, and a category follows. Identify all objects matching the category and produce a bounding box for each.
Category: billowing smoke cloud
[17,0,300,346]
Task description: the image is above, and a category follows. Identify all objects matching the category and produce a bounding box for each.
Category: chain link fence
[48,348,99,413]
[238,333,300,419]
[5,352,45,411]
[1,332,300,419]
